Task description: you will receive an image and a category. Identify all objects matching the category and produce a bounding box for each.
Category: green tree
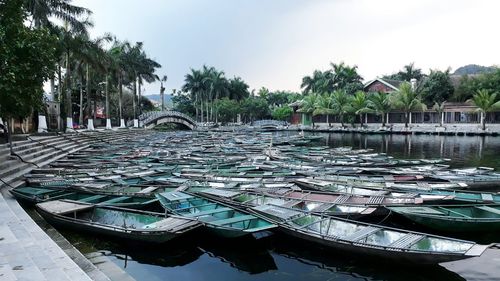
[368,92,391,126]
[172,94,196,117]
[453,69,500,102]
[331,90,352,127]
[420,69,454,105]
[25,0,92,32]
[0,0,57,151]
[228,77,249,101]
[385,62,424,82]
[272,106,293,121]
[471,89,500,130]
[182,68,205,122]
[351,91,371,127]
[214,98,239,124]
[313,93,335,126]
[299,93,320,128]
[390,82,426,127]
[240,97,270,122]
[301,70,332,94]
[432,102,445,127]
[330,62,363,94]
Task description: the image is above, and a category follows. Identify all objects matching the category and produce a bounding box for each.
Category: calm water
[59,132,500,281]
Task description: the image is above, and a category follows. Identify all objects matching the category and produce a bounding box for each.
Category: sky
[72,0,500,95]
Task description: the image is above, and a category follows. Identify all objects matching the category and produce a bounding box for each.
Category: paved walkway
[0,189,92,281]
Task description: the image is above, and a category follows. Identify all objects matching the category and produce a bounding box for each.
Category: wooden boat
[388,205,500,232]
[155,191,276,238]
[196,188,379,218]
[10,186,158,208]
[36,200,200,243]
[293,178,455,203]
[251,204,489,264]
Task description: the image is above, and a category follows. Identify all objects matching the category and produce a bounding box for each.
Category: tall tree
[369,92,392,126]
[351,91,371,127]
[160,75,167,110]
[390,82,426,127]
[331,90,351,127]
[471,89,500,130]
[313,93,335,126]
[0,0,57,151]
[25,0,92,32]
[299,93,320,128]
[330,62,363,94]
[420,69,454,105]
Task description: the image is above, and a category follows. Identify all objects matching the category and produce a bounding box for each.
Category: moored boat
[156,191,276,238]
[388,204,500,232]
[36,200,200,243]
[252,204,489,264]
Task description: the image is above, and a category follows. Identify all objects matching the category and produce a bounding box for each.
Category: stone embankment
[0,130,146,281]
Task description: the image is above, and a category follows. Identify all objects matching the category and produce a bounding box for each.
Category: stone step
[0,160,32,179]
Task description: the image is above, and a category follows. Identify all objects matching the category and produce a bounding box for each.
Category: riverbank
[213,123,500,136]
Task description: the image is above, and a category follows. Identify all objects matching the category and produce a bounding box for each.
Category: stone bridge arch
[139,111,197,130]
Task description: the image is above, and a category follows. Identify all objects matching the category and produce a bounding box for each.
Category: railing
[139,111,197,127]
[252,120,288,127]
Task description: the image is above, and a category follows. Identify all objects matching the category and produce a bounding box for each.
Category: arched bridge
[139,111,197,130]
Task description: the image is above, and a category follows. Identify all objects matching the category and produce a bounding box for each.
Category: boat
[196,188,379,218]
[155,191,276,238]
[251,204,489,264]
[9,186,159,208]
[388,204,500,232]
[36,200,200,243]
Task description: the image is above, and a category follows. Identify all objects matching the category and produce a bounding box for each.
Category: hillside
[144,94,172,106]
[453,64,497,76]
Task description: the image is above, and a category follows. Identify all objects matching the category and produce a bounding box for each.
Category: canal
[57,132,500,281]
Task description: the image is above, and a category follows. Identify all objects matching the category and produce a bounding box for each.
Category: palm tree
[301,70,331,94]
[369,92,392,127]
[228,77,250,101]
[160,75,167,110]
[432,102,446,127]
[299,93,320,128]
[183,69,204,122]
[390,82,426,128]
[331,90,351,127]
[25,0,92,32]
[330,62,363,94]
[471,89,500,130]
[313,93,335,127]
[351,91,371,127]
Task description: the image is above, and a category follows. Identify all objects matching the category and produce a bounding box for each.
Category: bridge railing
[139,110,197,127]
[252,119,288,127]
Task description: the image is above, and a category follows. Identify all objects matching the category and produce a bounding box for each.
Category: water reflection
[318,133,500,169]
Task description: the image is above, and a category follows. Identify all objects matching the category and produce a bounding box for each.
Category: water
[59,132,500,281]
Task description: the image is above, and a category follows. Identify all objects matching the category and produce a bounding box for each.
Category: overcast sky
[73,0,500,95]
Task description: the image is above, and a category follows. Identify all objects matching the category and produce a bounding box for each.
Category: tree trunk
[160,81,165,111]
[405,112,409,128]
[79,74,83,126]
[65,50,72,125]
[132,76,137,119]
[138,79,142,116]
[381,113,385,127]
[340,114,344,128]
[5,120,13,155]
[57,64,62,102]
[118,75,123,120]
[326,114,330,127]
[359,114,363,127]
[86,64,91,122]
[194,92,199,122]
[50,76,55,96]
[199,93,204,123]
[481,111,486,130]
[105,73,110,119]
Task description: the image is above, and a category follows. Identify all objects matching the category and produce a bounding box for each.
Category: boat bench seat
[343,226,380,242]
[389,234,424,249]
[187,207,232,217]
[137,186,159,194]
[101,196,130,204]
[79,195,108,203]
[211,215,256,226]
[175,203,217,211]
[334,195,351,204]
[476,205,500,215]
